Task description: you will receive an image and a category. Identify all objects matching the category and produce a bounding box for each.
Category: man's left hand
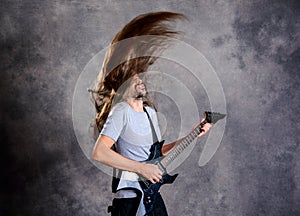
[197,118,212,138]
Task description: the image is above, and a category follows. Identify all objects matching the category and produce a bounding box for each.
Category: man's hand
[196,118,212,138]
[139,163,163,184]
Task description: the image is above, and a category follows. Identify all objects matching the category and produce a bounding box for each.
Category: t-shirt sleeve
[100,104,126,142]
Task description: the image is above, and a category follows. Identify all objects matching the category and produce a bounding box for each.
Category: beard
[135,85,147,99]
[136,92,146,99]
[135,90,147,99]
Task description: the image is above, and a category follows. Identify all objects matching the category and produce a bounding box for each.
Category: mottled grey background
[1,0,299,216]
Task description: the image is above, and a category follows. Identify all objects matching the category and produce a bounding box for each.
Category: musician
[91,12,212,216]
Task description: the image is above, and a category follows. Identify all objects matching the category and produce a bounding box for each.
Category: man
[90,12,211,216]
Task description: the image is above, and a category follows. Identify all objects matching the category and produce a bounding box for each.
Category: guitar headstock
[204,111,226,124]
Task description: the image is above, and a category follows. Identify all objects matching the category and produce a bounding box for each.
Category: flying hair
[90,11,187,132]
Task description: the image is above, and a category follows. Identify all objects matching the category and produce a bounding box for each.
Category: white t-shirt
[100,101,162,216]
[101,101,161,162]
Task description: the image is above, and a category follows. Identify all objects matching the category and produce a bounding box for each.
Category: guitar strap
[143,106,159,143]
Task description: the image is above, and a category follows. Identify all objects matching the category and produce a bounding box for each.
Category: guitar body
[139,140,178,215]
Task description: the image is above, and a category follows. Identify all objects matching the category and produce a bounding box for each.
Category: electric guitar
[139,111,226,215]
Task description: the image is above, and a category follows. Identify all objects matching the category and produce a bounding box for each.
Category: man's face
[126,74,147,99]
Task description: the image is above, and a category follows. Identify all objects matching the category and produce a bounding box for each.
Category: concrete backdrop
[1,0,299,215]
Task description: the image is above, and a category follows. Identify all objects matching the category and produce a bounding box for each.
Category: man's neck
[125,97,144,112]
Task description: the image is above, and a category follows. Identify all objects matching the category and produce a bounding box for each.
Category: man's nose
[137,78,143,84]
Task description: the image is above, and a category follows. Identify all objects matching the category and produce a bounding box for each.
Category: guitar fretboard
[160,121,206,168]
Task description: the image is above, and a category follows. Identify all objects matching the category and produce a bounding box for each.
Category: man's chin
[136,92,147,99]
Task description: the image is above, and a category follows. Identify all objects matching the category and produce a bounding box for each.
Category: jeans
[108,192,168,216]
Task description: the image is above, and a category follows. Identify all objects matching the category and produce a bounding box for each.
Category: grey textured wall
[1,0,299,215]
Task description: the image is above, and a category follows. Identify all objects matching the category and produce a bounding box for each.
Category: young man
[90,12,211,216]
[92,74,211,215]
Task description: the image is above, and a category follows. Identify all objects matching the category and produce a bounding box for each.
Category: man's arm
[162,118,212,155]
[92,134,163,183]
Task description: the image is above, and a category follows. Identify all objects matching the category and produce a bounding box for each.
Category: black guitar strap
[143,106,159,143]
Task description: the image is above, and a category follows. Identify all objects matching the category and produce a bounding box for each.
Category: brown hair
[90,11,187,132]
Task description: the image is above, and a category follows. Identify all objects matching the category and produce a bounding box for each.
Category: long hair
[90,11,187,132]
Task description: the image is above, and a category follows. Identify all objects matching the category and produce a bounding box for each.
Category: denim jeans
[108,192,168,216]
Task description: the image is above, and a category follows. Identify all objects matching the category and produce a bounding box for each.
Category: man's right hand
[139,163,163,183]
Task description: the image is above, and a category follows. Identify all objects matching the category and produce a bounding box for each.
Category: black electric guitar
[139,111,226,215]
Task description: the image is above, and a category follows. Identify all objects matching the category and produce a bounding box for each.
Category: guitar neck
[160,120,207,168]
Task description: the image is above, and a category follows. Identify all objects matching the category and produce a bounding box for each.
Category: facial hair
[135,84,147,99]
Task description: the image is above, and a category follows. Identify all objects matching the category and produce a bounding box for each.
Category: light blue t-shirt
[100,101,162,216]
[101,101,161,162]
